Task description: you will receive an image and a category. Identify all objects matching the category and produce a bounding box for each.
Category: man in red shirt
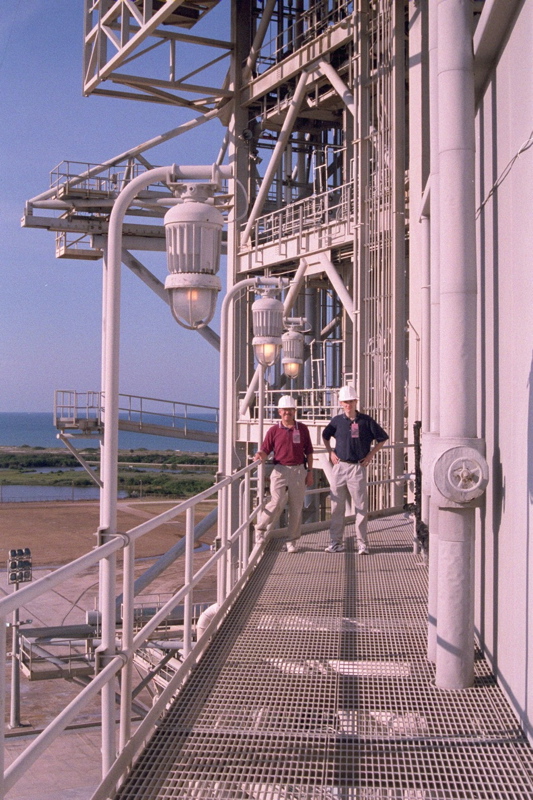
[253,395,314,552]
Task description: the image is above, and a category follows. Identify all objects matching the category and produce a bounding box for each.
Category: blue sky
[0,1,229,412]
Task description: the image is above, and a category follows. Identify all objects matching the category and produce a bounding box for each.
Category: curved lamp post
[100,163,230,769]
[217,277,288,601]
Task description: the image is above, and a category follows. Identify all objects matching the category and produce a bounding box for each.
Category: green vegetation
[0,469,95,487]
[0,448,218,499]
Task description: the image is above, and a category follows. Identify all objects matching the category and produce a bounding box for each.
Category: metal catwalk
[115,518,533,799]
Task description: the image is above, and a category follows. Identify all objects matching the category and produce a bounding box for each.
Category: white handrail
[0,461,259,799]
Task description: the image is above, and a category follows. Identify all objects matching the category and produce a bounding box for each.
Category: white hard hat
[278,395,297,409]
[338,385,357,402]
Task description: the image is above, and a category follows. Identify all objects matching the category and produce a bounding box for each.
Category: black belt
[338,459,359,464]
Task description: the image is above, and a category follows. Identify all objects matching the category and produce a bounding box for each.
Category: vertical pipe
[257,363,266,534]
[218,277,262,604]
[218,276,287,601]
[183,507,194,658]
[100,164,174,772]
[9,589,20,730]
[435,0,477,690]
[100,554,117,775]
[0,613,6,796]
[391,0,407,509]
[420,209,431,529]
[427,0,440,663]
[243,468,251,566]
[119,538,134,752]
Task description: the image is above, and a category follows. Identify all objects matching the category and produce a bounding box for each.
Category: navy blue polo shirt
[322,412,388,462]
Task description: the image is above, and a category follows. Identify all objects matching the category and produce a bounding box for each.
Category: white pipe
[427,0,440,665]
[101,166,174,537]
[219,277,287,478]
[101,162,232,769]
[0,614,5,795]
[420,210,431,531]
[283,257,309,315]
[196,603,221,640]
[119,537,135,752]
[435,0,478,690]
[241,70,310,244]
[318,60,356,118]
[218,276,287,602]
[183,507,195,658]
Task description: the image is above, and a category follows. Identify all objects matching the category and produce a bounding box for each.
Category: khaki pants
[329,461,368,546]
[255,464,306,541]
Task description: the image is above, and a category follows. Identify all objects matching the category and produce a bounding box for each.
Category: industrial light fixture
[281,327,304,378]
[281,317,309,379]
[164,183,224,329]
[251,288,284,367]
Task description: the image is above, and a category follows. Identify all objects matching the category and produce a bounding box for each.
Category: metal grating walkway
[115,516,533,799]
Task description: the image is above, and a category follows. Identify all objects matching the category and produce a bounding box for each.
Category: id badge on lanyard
[351,422,359,439]
[292,428,301,444]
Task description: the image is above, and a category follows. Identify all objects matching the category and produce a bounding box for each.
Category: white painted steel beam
[241,69,311,245]
[318,59,356,118]
[242,0,278,83]
[317,251,355,320]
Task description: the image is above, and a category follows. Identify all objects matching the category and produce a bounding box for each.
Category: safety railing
[240,386,342,423]
[241,183,354,250]
[49,158,164,197]
[54,390,219,441]
[0,445,415,797]
[254,0,354,74]
[0,461,262,799]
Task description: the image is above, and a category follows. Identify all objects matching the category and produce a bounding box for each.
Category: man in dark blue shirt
[322,385,388,553]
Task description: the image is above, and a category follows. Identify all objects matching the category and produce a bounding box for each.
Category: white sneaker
[358,544,369,555]
[286,541,297,553]
[325,542,345,553]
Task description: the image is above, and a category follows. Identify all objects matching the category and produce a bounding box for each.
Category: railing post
[242,469,251,573]
[0,613,6,799]
[183,507,194,658]
[119,536,135,753]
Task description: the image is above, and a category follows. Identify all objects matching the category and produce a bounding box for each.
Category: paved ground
[1,498,219,800]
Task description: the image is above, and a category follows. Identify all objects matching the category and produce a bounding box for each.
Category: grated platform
[114,516,533,799]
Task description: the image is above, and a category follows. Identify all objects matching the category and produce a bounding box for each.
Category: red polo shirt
[260,421,314,466]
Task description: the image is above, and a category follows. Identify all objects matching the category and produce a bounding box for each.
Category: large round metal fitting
[433,446,489,504]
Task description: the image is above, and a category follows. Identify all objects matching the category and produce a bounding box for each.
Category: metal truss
[83,0,232,110]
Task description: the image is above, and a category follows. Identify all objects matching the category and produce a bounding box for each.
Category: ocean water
[0,412,217,502]
[0,412,218,453]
